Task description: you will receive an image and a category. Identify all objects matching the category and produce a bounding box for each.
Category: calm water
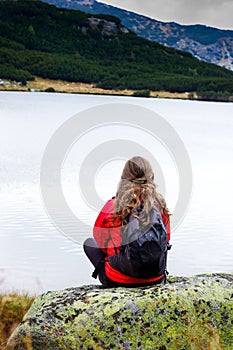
[0,91,232,295]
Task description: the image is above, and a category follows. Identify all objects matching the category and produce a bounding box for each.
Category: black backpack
[109,206,171,279]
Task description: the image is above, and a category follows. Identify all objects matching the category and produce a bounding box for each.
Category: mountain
[0,0,233,100]
[42,0,233,71]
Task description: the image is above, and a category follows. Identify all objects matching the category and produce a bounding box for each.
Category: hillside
[0,0,233,99]
[43,0,233,71]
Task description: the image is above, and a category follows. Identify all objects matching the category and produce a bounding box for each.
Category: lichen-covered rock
[6,273,233,350]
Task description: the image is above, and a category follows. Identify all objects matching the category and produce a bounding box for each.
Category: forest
[0,0,233,99]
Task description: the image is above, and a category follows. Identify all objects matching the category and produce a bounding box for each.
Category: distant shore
[0,76,192,100]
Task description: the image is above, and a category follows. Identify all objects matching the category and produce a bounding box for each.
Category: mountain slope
[43,0,233,71]
[0,0,233,97]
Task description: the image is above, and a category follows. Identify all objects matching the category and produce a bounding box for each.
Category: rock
[6,273,233,350]
[88,17,127,36]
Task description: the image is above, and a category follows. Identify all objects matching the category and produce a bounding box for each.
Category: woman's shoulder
[101,197,116,216]
[96,197,121,228]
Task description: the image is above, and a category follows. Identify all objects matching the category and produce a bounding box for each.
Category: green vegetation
[197,90,232,102]
[0,293,34,350]
[0,0,233,99]
[133,90,151,97]
[44,86,56,92]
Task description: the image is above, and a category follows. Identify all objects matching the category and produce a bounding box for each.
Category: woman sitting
[83,156,171,287]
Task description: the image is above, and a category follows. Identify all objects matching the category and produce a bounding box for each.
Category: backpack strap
[92,259,105,279]
[164,269,169,284]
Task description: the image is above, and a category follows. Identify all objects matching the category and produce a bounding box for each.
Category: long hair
[114,156,170,226]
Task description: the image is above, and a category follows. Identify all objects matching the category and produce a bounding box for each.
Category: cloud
[100,0,233,30]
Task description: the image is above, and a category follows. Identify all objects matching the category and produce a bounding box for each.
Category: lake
[0,91,232,295]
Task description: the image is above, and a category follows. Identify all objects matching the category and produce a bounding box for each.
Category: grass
[0,293,35,350]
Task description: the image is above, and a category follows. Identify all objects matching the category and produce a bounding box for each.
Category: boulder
[7,273,233,350]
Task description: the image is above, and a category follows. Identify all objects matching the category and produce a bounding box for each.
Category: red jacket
[93,198,171,284]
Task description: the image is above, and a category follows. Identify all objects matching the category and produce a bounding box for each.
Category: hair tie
[130,179,147,184]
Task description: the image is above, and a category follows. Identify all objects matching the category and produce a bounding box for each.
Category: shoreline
[1,77,232,102]
[0,76,193,100]
[0,292,35,350]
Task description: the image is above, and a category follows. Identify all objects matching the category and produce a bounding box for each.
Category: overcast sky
[98,0,233,30]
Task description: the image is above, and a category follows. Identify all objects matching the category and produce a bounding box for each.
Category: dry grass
[0,76,190,99]
[150,90,190,99]
[0,293,35,350]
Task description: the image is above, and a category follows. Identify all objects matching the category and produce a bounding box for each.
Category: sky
[98,0,233,30]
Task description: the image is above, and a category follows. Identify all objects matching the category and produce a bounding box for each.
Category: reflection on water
[0,92,233,295]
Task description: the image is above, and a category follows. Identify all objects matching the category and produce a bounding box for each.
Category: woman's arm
[93,200,111,253]
[93,198,123,255]
[93,199,118,253]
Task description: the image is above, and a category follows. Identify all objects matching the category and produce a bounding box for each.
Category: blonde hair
[114,156,170,226]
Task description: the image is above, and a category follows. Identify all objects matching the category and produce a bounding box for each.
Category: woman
[83,156,171,287]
